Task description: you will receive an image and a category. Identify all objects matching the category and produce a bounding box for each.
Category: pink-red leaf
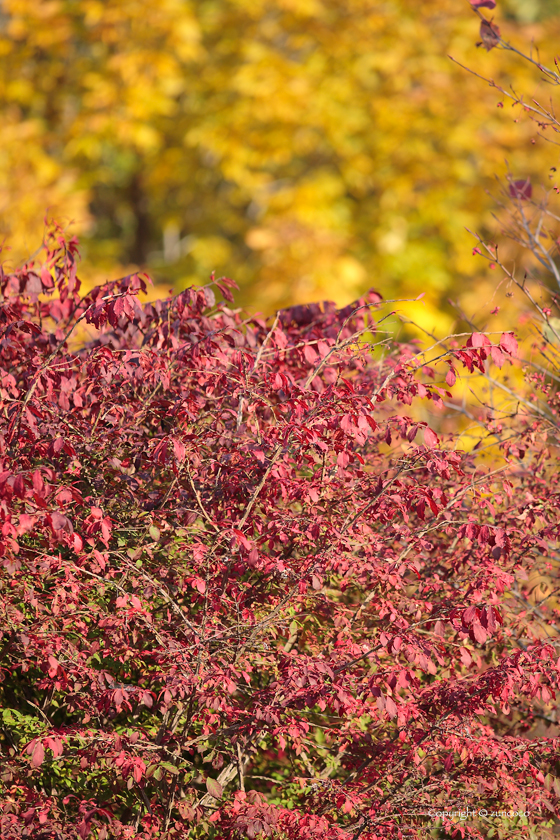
[192,577,206,595]
[509,179,532,200]
[462,606,479,626]
[303,344,318,364]
[490,345,505,368]
[500,332,518,356]
[470,622,487,644]
[424,427,438,448]
[30,742,45,768]
[385,696,398,718]
[40,266,54,290]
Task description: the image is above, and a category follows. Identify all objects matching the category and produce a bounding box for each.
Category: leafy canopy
[0,0,559,321]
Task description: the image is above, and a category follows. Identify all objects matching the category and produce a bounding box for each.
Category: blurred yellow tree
[1,0,560,321]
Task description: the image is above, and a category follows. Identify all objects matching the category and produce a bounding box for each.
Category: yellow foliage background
[1,0,560,329]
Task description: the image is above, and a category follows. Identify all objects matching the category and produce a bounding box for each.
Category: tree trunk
[128,171,151,266]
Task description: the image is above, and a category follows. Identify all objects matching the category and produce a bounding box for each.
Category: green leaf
[149,525,161,541]
[2,709,17,724]
[206,777,223,799]
[161,761,179,775]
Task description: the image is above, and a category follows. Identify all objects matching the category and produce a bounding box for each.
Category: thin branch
[237,443,283,528]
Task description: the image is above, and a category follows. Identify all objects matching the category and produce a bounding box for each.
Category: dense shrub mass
[0,225,559,839]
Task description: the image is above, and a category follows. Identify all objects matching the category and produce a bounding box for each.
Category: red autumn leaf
[493,607,504,625]
[462,605,479,625]
[460,647,472,667]
[113,296,126,320]
[469,332,489,348]
[424,427,438,447]
[481,606,497,634]
[500,332,518,356]
[77,819,89,839]
[18,514,34,535]
[215,280,236,303]
[172,438,186,462]
[340,414,353,433]
[490,345,505,368]
[509,179,532,200]
[479,525,491,543]
[303,344,318,364]
[30,741,45,768]
[232,529,252,550]
[45,737,63,758]
[50,512,73,533]
[470,0,496,6]
[385,696,398,719]
[479,19,501,50]
[445,368,456,387]
[202,286,216,308]
[40,266,54,290]
[494,528,506,546]
[470,622,487,644]
[407,424,418,442]
[47,655,59,677]
[337,450,349,467]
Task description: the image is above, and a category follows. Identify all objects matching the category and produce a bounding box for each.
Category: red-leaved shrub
[0,223,559,839]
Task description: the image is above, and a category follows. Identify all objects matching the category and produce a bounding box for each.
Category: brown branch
[237,443,283,528]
